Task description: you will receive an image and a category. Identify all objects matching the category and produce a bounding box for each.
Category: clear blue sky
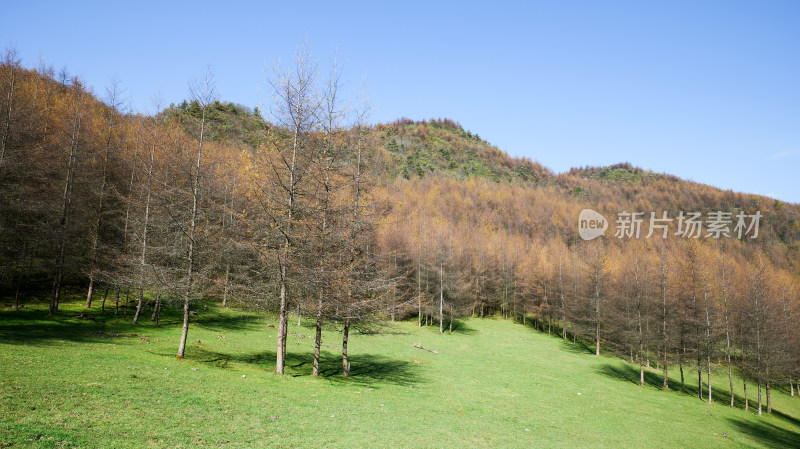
[4,1,799,203]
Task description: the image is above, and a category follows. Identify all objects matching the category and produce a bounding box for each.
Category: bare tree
[50,78,84,315]
[86,78,123,308]
[177,67,217,359]
[266,43,319,374]
[132,96,162,324]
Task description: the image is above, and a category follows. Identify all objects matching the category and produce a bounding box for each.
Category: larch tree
[85,78,123,308]
[50,77,84,315]
[266,43,319,374]
[176,67,217,359]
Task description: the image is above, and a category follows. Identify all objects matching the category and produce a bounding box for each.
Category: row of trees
[0,45,386,376]
[379,175,799,415]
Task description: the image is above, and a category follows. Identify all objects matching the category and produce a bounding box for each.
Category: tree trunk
[222,264,230,307]
[135,121,157,322]
[757,377,762,415]
[85,279,94,309]
[439,262,444,334]
[276,262,288,374]
[313,295,323,377]
[342,318,350,377]
[13,273,22,311]
[133,289,145,324]
[86,92,117,309]
[449,303,453,333]
[177,96,208,360]
[743,366,749,411]
[50,90,82,315]
[177,291,190,360]
[766,369,771,414]
[151,291,161,323]
[101,286,108,313]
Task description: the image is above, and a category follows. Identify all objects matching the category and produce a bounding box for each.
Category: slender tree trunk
[86,95,117,308]
[449,303,453,333]
[728,347,734,407]
[276,118,299,375]
[50,89,82,315]
[222,265,230,307]
[439,261,444,334]
[705,286,712,404]
[698,352,703,400]
[743,367,749,411]
[757,377,763,415]
[313,294,323,377]
[593,252,601,356]
[177,102,207,360]
[342,317,350,377]
[276,261,288,373]
[85,280,95,308]
[134,121,157,324]
[151,291,161,322]
[679,343,686,391]
[11,267,23,311]
[766,368,771,414]
[101,286,108,312]
[417,232,422,327]
[133,289,145,325]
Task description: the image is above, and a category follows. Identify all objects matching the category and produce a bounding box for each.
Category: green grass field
[2,298,799,448]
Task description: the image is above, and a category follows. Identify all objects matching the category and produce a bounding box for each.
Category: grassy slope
[2,300,799,448]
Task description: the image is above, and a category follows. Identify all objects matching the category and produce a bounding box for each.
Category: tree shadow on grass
[0,305,265,346]
[597,362,730,401]
[447,319,478,335]
[418,319,478,336]
[559,339,594,355]
[190,347,423,388]
[0,307,127,345]
[594,362,800,416]
[192,312,264,332]
[727,418,800,448]
[595,363,666,390]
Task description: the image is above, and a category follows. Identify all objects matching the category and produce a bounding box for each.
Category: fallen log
[413,343,438,354]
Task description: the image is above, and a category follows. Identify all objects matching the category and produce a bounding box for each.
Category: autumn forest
[2,42,800,437]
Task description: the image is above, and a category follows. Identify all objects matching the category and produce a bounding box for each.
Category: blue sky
[4,1,799,202]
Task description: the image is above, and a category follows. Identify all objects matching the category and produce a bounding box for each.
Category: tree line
[379,174,799,415]
[0,45,387,377]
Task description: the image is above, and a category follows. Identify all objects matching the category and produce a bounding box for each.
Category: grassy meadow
[1,296,799,448]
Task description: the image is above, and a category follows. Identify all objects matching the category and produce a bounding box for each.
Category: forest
[1,43,800,424]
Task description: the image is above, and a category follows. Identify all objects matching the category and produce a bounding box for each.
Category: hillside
[2,299,799,448]
[374,118,552,184]
[2,60,800,449]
